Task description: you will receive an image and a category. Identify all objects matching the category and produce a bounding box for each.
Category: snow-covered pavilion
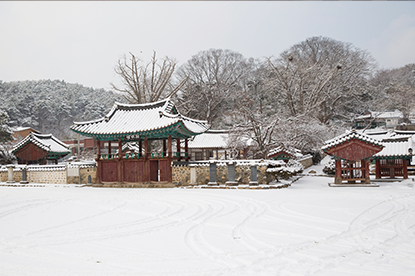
[322,130,384,185]
[12,133,70,165]
[70,99,210,184]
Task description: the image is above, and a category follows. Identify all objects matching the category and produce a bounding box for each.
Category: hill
[0,79,121,139]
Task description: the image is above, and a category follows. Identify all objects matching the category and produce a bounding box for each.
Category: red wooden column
[108,141,112,158]
[144,138,149,160]
[168,136,172,159]
[375,160,381,179]
[139,139,143,158]
[96,140,101,184]
[363,159,371,184]
[185,139,189,161]
[144,138,150,182]
[177,138,181,161]
[163,139,167,158]
[403,159,408,179]
[334,160,342,184]
[118,139,123,183]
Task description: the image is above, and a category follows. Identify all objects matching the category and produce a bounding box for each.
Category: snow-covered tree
[369,63,415,123]
[266,36,376,125]
[176,49,254,127]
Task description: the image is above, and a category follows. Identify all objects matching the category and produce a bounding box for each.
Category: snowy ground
[1,164,415,275]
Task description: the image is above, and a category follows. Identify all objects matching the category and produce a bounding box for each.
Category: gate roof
[70,99,210,141]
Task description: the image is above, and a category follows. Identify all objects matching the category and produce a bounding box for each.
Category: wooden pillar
[403,158,408,179]
[96,140,101,184]
[375,160,381,179]
[185,139,189,161]
[334,160,342,184]
[118,139,123,183]
[168,136,172,159]
[216,148,219,160]
[139,139,143,158]
[177,138,181,161]
[107,141,111,158]
[144,138,149,160]
[363,159,371,184]
[163,139,167,158]
[201,149,205,160]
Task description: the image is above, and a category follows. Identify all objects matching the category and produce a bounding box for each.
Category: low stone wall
[298,155,313,169]
[172,160,282,186]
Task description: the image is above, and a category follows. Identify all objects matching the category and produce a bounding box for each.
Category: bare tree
[176,49,254,127]
[111,51,187,104]
[266,36,376,124]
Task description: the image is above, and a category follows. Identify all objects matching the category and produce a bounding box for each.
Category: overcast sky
[1,1,415,90]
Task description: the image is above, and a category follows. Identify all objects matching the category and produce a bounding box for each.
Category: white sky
[1,1,415,90]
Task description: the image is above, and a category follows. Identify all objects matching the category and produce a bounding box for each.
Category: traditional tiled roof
[70,99,210,140]
[373,137,414,159]
[322,130,384,151]
[268,146,294,158]
[187,130,229,149]
[12,133,70,155]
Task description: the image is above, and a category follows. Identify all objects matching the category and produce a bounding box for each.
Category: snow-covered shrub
[267,160,304,181]
[322,159,335,175]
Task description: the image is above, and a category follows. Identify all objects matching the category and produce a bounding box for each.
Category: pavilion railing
[100,152,188,160]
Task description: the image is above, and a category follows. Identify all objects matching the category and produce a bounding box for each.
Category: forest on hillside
[0,80,120,139]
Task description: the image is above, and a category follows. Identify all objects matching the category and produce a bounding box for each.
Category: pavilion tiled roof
[12,133,70,155]
[70,99,210,140]
[322,130,384,152]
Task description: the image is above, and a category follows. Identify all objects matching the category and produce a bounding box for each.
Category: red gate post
[375,160,381,179]
[96,140,101,184]
[118,139,123,183]
[403,159,408,179]
[363,160,371,184]
[335,160,342,184]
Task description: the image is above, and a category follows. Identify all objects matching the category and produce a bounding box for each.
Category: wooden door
[150,160,159,182]
[159,160,172,182]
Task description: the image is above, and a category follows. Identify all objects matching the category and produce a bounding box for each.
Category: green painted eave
[71,121,206,141]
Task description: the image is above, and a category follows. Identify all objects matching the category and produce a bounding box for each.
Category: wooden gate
[159,160,172,182]
[101,161,118,182]
[123,160,144,183]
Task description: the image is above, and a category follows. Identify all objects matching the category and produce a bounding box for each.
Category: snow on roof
[12,126,40,133]
[12,133,70,154]
[360,129,413,142]
[373,137,413,159]
[322,130,383,151]
[71,99,210,139]
[187,130,229,149]
[355,110,403,120]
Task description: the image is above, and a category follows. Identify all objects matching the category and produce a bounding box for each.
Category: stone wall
[298,155,313,169]
[172,160,276,186]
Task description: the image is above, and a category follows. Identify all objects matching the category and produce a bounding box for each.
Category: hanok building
[187,130,229,160]
[70,99,210,184]
[12,133,71,165]
[268,146,295,163]
[322,130,384,185]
